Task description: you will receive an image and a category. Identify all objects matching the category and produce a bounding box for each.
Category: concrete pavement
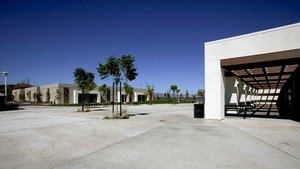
[0,104,299,169]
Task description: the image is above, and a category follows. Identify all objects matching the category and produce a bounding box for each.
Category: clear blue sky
[1,0,300,94]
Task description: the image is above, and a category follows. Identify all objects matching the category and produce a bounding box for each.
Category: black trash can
[0,96,5,110]
[194,104,204,118]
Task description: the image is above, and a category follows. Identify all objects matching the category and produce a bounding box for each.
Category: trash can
[194,104,204,118]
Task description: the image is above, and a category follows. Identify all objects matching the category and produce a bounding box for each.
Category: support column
[205,59,225,119]
[134,92,138,102]
[73,90,77,104]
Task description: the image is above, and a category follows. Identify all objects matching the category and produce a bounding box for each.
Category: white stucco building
[13,83,147,104]
[205,23,300,120]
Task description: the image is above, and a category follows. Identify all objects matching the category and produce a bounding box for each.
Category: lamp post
[2,71,8,102]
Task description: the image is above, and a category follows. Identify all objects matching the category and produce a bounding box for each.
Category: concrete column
[73,90,77,104]
[134,92,138,102]
[97,93,100,103]
[205,59,225,119]
[117,92,120,102]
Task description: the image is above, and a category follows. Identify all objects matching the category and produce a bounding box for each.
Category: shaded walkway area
[222,49,300,121]
[226,103,281,119]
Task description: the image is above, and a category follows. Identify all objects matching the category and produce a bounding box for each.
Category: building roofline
[205,22,300,45]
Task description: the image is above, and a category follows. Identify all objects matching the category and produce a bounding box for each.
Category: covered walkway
[222,49,300,120]
[205,23,300,120]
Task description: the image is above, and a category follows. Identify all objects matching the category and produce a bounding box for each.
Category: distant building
[12,83,147,104]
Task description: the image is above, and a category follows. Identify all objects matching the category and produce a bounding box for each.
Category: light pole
[2,71,8,102]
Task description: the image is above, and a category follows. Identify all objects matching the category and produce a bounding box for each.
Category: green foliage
[74,68,96,93]
[55,89,62,104]
[33,91,43,103]
[13,83,32,90]
[166,92,170,99]
[46,88,50,103]
[197,89,205,104]
[97,55,138,83]
[144,85,155,104]
[197,89,205,97]
[170,85,178,91]
[73,67,96,112]
[98,56,121,83]
[26,91,31,102]
[124,82,134,103]
[176,88,180,102]
[186,90,190,99]
[98,84,110,103]
[18,93,25,102]
[170,85,178,103]
[97,54,138,117]
[119,55,138,81]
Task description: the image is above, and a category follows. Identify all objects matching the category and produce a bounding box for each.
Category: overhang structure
[204,23,300,120]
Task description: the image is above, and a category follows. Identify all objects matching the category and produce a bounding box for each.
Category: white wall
[205,23,300,119]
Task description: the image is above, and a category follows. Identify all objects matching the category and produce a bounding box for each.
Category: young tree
[33,91,43,103]
[73,67,96,112]
[97,55,138,117]
[55,89,62,104]
[97,56,120,115]
[197,89,205,97]
[26,91,31,102]
[123,82,134,104]
[33,92,37,102]
[145,85,155,104]
[197,89,205,104]
[18,93,25,102]
[46,88,50,103]
[38,91,43,103]
[166,92,170,99]
[186,90,190,100]
[170,85,178,103]
[176,88,180,102]
[98,84,110,103]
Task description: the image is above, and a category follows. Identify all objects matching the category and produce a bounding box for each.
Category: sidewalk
[0,104,299,169]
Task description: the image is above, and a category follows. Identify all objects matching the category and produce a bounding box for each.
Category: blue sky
[1,0,300,94]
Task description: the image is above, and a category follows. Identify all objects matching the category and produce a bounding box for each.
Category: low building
[13,83,147,104]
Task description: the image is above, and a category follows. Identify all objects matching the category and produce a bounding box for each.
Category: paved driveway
[0,104,299,169]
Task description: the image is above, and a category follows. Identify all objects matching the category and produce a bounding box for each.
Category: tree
[97,55,138,117]
[97,56,120,115]
[18,93,25,102]
[119,55,138,81]
[123,82,134,104]
[55,89,62,104]
[197,89,205,104]
[186,90,189,100]
[26,91,31,102]
[176,88,180,102]
[33,92,37,102]
[166,92,170,99]
[98,84,110,103]
[46,88,50,103]
[73,67,96,112]
[170,85,178,103]
[197,89,205,97]
[145,85,155,104]
[33,91,43,103]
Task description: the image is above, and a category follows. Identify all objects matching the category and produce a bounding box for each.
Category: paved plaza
[0,104,300,169]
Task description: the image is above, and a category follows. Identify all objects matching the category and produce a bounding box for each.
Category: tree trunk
[112,82,114,115]
[116,83,118,115]
[120,81,122,117]
[82,90,85,112]
[173,91,175,103]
